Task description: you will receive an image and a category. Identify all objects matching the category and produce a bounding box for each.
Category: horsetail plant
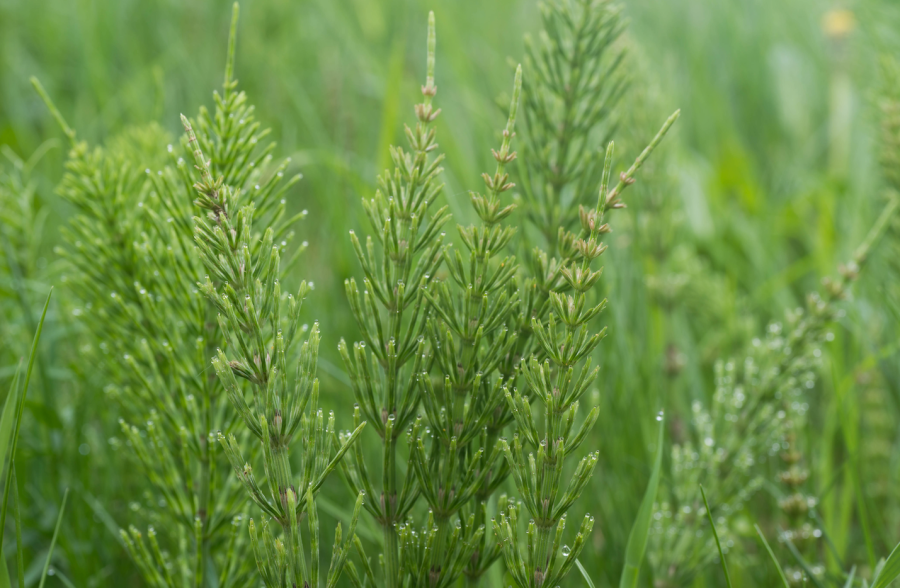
[760,203,899,585]
[339,13,506,587]
[491,9,680,584]
[650,340,793,586]
[776,419,823,587]
[32,4,361,585]
[519,0,627,256]
[167,6,367,587]
[414,64,524,587]
[32,80,253,585]
[494,110,678,587]
[186,101,366,588]
[650,195,900,587]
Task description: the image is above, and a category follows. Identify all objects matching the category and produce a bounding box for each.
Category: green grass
[3,0,900,586]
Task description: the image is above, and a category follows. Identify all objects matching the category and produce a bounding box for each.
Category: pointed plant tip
[30,77,75,142]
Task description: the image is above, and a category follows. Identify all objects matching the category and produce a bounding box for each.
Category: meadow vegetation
[3,0,900,586]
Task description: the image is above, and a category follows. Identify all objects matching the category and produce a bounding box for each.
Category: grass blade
[700,485,732,588]
[755,524,790,588]
[843,566,856,588]
[618,414,665,588]
[575,558,596,588]
[0,367,21,588]
[0,289,52,553]
[0,369,21,489]
[12,466,23,588]
[871,539,900,588]
[0,545,9,588]
[780,527,826,588]
[38,488,68,588]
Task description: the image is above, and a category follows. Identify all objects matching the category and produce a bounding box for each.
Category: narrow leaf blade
[871,540,900,588]
[755,524,791,588]
[700,485,733,588]
[37,488,68,588]
[618,414,664,588]
[575,558,596,588]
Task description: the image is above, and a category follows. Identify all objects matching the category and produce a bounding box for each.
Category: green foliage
[338,13,528,588]
[699,485,733,588]
[619,414,664,588]
[8,1,900,587]
[757,523,793,588]
[519,0,627,253]
[0,292,66,588]
[183,8,366,587]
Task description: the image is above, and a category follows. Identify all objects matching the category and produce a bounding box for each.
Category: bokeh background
[4,0,900,585]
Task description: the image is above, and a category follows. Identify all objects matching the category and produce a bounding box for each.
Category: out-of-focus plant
[0,144,55,426]
[857,369,898,553]
[518,0,627,255]
[0,144,52,316]
[650,196,899,587]
[650,337,791,586]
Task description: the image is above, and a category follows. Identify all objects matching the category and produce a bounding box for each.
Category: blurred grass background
[4,0,900,585]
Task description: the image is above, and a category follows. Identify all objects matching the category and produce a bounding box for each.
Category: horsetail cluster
[37,2,674,585]
[15,0,900,587]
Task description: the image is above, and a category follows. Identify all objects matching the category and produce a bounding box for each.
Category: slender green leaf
[0,545,10,588]
[0,289,51,553]
[780,527,826,588]
[0,366,21,587]
[575,559,596,588]
[700,485,733,588]
[618,414,665,588]
[871,539,900,588]
[38,488,68,588]
[755,524,790,588]
[843,566,856,588]
[0,369,21,485]
[12,466,23,588]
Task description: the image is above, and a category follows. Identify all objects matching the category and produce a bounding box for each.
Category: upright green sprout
[36,4,369,587]
[337,13,535,588]
[174,6,365,588]
[496,115,679,586]
[417,63,524,588]
[34,73,252,588]
[338,13,453,588]
[519,0,627,255]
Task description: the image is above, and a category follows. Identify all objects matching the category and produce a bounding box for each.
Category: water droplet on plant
[561,545,571,557]
[656,411,664,421]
